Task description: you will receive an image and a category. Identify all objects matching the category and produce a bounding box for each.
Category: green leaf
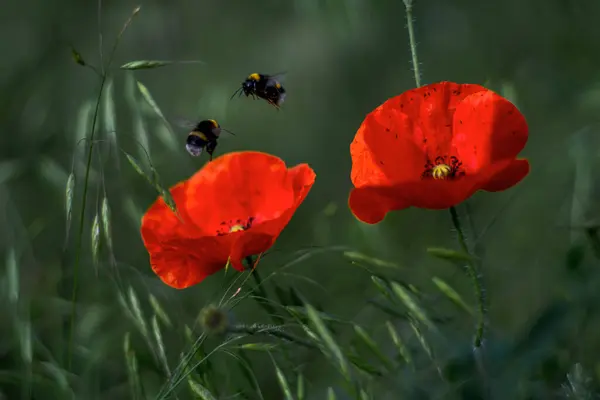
[121,60,205,70]
[327,387,337,400]
[272,358,294,400]
[136,80,177,151]
[427,247,474,264]
[286,306,346,324]
[188,379,217,400]
[121,60,175,70]
[65,173,75,242]
[103,79,119,168]
[390,282,437,332]
[297,373,305,400]
[353,324,394,371]
[101,197,114,255]
[385,321,412,364]
[124,152,153,185]
[235,343,278,352]
[149,294,172,328]
[431,276,473,315]
[305,304,350,380]
[91,213,101,269]
[344,251,401,269]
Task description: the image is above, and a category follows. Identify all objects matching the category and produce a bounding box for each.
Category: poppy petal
[348,186,410,224]
[141,181,203,249]
[184,152,296,234]
[351,109,426,185]
[482,158,529,192]
[147,236,234,289]
[452,90,528,172]
[229,163,316,267]
[141,151,316,289]
[377,82,488,157]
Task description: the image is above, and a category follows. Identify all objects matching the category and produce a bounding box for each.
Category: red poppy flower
[349,81,529,224]
[141,151,316,289]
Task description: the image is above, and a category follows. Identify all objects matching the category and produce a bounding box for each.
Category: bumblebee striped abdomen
[186,131,209,157]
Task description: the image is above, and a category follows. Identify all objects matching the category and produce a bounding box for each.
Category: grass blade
[188,379,217,400]
[271,357,294,400]
[149,294,172,328]
[431,276,473,315]
[136,80,177,151]
[305,304,350,380]
[151,315,171,376]
[427,247,475,264]
[385,321,412,365]
[64,173,75,244]
[353,324,394,371]
[91,213,101,273]
[121,60,206,70]
[390,281,437,333]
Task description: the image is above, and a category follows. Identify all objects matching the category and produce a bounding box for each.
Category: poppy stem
[449,206,486,347]
[449,206,491,397]
[403,0,422,87]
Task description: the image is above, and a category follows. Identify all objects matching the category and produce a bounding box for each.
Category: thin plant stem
[67,74,106,369]
[449,206,486,347]
[67,5,141,369]
[401,2,489,395]
[450,206,490,398]
[403,0,421,87]
[246,257,284,324]
[229,324,318,350]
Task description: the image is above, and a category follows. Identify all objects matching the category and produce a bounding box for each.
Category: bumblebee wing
[264,71,287,87]
[172,117,198,130]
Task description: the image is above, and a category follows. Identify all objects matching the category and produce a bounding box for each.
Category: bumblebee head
[242,80,256,96]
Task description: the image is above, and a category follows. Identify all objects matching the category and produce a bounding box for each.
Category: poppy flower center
[216,217,255,236]
[421,156,464,180]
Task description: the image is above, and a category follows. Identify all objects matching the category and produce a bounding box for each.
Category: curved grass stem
[230,324,317,350]
[67,75,106,369]
[67,4,141,369]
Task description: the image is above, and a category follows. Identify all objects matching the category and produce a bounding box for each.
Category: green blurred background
[2,0,600,398]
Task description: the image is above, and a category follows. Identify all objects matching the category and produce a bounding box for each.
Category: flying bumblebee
[230,72,286,109]
[175,119,235,161]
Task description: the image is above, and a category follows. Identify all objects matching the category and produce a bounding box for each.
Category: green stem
[449,206,486,347]
[67,74,106,369]
[230,324,317,350]
[247,258,284,324]
[66,4,140,370]
[403,0,421,87]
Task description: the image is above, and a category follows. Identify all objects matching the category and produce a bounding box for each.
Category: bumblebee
[181,119,235,161]
[231,72,286,108]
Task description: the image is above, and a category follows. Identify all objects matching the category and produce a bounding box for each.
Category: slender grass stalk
[67,75,106,368]
[67,5,141,369]
[229,324,318,350]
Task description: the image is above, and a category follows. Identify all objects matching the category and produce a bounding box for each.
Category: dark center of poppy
[421,156,464,180]
[216,217,255,236]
